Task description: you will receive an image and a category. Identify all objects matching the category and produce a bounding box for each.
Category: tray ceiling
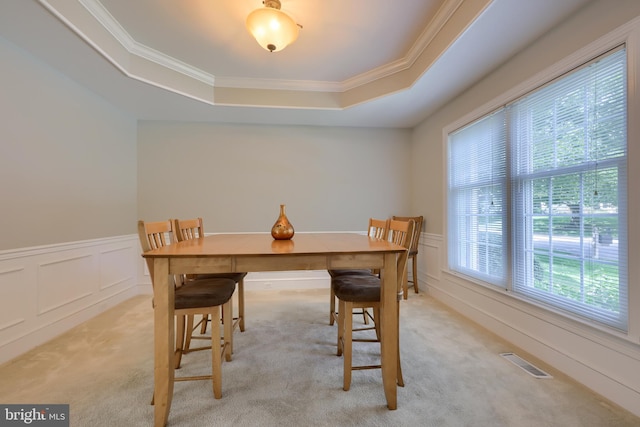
[0,0,593,127]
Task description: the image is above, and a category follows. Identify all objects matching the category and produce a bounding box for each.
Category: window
[447,47,628,331]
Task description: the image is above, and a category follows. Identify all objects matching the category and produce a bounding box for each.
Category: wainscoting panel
[0,266,28,334]
[421,232,441,285]
[37,251,95,316]
[0,236,139,365]
[100,245,136,291]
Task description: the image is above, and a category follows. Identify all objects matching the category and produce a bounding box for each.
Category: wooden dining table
[142,232,405,427]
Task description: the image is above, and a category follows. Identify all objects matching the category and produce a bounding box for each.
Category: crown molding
[341,0,465,91]
[37,0,477,109]
[213,76,343,92]
[77,0,215,86]
[408,0,465,67]
[73,0,464,94]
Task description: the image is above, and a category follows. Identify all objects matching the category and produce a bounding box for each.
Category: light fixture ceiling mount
[246,0,301,53]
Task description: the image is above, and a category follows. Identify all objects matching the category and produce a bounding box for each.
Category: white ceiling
[1,0,593,128]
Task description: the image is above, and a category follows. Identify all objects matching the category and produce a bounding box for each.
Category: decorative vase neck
[271,204,294,240]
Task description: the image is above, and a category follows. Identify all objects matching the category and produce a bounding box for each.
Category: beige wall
[0,37,138,251]
[411,0,640,236]
[137,122,412,232]
[410,0,640,416]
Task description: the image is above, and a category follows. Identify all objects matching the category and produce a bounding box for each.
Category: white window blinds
[510,47,627,330]
[448,110,507,287]
[447,46,628,331]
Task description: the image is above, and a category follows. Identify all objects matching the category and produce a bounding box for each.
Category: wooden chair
[173,218,247,354]
[332,219,415,391]
[138,219,235,400]
[327,218,390,325]
[392,215,423,298]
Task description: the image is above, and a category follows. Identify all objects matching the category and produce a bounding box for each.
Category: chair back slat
[392,215,423,254]
[141,220,173,250]
[173,218,207,282]
[387,219,415,295]
[368,218,390,239]
[137,220,177,289]
[174,217,204,242]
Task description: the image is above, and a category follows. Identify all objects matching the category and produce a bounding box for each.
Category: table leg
[153,258,175,427]
[380,252,398,410]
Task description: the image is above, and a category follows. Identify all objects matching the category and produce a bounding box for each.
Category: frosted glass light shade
[246,6,299,52]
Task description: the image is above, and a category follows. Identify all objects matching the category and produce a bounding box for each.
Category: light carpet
[0,289,638,426]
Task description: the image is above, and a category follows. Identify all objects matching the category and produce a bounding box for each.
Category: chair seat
[328,217,388,326]
[193,272,247,282]
[328,269,373,278]
[176,278,236,310]
[333,219,414,392]
[332,275,381,303]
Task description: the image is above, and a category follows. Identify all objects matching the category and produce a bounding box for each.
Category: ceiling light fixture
[246,0,301,53]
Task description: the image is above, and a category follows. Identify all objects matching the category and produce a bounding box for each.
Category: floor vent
[500,353,553,379]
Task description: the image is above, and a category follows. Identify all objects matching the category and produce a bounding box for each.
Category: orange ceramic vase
[271,204,295,240]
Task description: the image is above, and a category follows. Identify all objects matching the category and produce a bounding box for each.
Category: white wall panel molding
[421,232,442,286]
[38,252,94,315]
[100,245,136,291]
[0,267,27,332]
[0,235,139,365]
[423,233,640,418]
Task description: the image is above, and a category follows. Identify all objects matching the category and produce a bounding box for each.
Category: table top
[141,232,405,258]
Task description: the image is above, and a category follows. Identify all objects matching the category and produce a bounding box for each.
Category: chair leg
[337,299,345,356]
[333,288,368,326]
[330,287,336,325]
[343,300,353,391]
[184,315,195,352]
[368,307,404,387]
[224,299,234,358]
[200,314,209,334]
[211,306,223,399]
[372,307,381,342]
[237,279,245,332]
[403,268,409,300]
[412,255,419,293]
[397,346,404,387]
[397,304,404,387]
[175,315,186,369]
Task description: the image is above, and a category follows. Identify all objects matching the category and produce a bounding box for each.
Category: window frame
[442,24,640,342]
